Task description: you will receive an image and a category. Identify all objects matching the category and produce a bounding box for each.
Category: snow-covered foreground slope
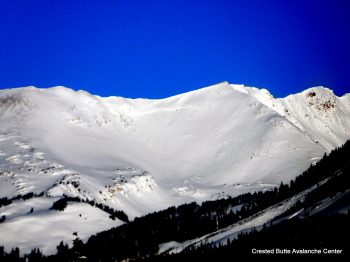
[0,198,123,254]
[0,82,349,254]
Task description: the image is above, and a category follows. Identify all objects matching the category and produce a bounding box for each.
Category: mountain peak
[291,86,337,111]
[301,86,335,98]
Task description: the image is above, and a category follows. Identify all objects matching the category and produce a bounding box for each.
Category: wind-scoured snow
[0,82,349,254]
[233,84,350,151]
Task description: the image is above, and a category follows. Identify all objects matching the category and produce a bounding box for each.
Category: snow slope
[0,82,349,254]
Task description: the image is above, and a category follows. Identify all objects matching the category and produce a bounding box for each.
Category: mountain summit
[0,82,349,254]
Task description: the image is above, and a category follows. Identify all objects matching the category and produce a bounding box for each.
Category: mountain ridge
[0,82,349,254]
[1,81,348,99]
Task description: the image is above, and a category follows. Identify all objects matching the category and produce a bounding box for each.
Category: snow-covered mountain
[0,82,349,254]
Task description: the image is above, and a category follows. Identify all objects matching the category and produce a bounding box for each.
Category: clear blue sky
[0,0,349,98]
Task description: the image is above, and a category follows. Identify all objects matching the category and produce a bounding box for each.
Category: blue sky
[0,0,349,98]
